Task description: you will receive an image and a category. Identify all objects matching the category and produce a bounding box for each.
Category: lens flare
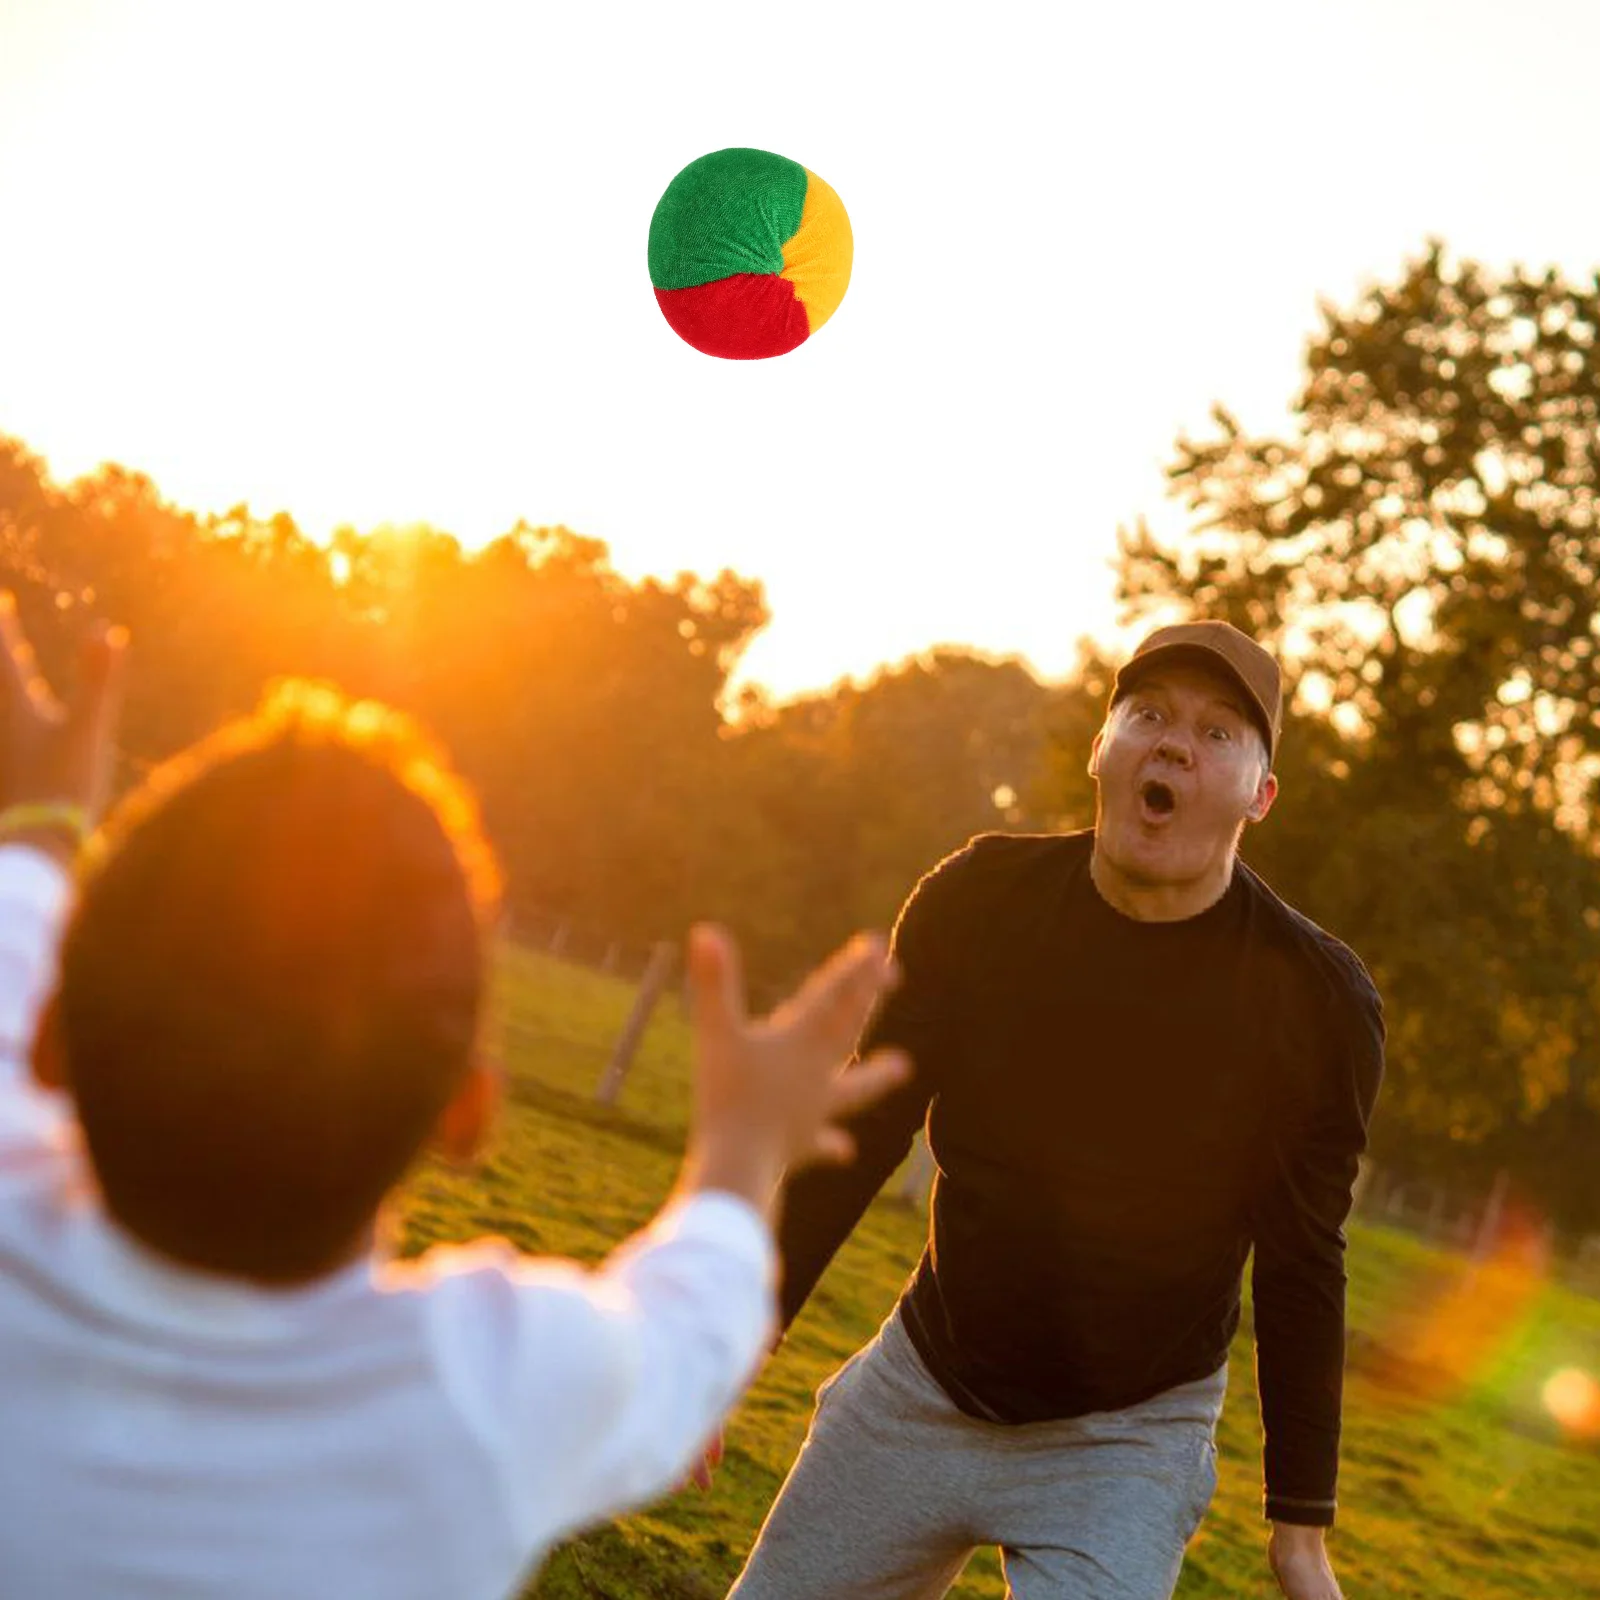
[1542,1368,1600,1439]
[1366,1203,1549,1403]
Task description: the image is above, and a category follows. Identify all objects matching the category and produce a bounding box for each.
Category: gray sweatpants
[729,1311,1226,1600]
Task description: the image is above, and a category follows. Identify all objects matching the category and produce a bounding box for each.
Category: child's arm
[434,1187,776,1542]
[0,845,73,1151]
[430,925,909,1546]
[0,599,125,1150]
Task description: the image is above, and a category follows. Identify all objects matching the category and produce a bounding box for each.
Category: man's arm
[775,841,978,1329]
[1250,953,1386,1532]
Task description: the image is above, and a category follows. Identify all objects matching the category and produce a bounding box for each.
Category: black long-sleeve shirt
[777,829,1385,1527]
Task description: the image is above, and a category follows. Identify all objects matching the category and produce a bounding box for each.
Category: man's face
[1088,659,1277,887]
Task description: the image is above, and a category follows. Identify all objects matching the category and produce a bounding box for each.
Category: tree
[1104,245,1600,1231]
[720,649,1064,993]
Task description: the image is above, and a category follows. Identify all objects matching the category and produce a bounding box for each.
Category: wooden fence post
[1473,1169,1511,1262]
[596,941,677,1106]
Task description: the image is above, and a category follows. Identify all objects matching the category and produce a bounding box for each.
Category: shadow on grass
[536,1523,727,1600]
[508,1071,689,1163]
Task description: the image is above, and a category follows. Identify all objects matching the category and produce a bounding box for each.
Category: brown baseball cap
[1110,620,1283,762]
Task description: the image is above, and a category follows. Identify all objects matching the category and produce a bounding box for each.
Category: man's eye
[1136,706,1160,722]
[1209,726,1232,741]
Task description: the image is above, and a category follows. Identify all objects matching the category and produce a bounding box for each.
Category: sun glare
[1370,1213,1551,1405]
[1542,1367,1600,1438]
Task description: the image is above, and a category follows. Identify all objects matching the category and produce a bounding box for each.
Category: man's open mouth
[1138,778,1178,822]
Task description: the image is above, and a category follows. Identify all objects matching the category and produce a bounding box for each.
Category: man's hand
[0,592,128,828]
[688,1428,723,1492]
[681,923,909,1216]
[1269,1524,1342,1600]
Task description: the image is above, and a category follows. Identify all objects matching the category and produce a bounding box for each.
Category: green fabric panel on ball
[648,148,810,291]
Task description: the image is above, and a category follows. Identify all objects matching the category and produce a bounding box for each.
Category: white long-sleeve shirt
[0,845,776,1598]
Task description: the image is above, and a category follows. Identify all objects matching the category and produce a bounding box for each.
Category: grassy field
[396,948,1600,1600]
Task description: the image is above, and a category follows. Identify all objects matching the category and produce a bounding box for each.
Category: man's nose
[1154,732,1194,767]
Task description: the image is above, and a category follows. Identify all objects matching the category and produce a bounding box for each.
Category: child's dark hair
[58,681,503,1282]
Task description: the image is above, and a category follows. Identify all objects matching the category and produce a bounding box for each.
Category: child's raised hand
[683,925,909,1211]
[0,593,128,825]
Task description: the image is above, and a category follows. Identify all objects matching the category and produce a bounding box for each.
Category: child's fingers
[807,1125,858,1166]
[686,923,747,1040]
[0,594,52,717]
[825,1050,912,1123]
[68,622,129,758]
[787,934,895,1057]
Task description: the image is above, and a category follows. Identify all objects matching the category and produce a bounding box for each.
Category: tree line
[2,242,1597,1236]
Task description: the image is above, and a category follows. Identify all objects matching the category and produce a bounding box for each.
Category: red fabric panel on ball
[654,273,811,359]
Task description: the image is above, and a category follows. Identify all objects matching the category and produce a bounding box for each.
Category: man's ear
[431,1054,499,1165]
[1245,768,1280,824]
[1087,728,1105,779]
[30,989,68,1093]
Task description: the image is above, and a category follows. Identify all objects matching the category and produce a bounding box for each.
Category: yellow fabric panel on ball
[780,170,853,334]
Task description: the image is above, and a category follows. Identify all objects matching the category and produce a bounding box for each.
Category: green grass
[396,948,1600,1599]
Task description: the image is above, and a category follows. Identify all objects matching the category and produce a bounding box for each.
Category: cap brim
[1113,645,1275,758]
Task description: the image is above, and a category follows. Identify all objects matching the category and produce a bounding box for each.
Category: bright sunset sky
[2,0,1596,698]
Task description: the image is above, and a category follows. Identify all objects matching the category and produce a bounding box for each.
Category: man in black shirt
[724,621,1385,1600]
